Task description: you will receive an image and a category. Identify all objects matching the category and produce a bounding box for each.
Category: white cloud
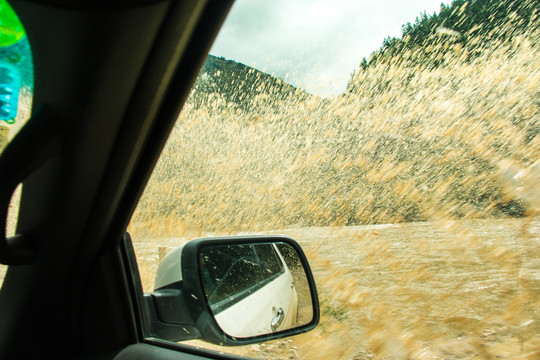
[210,0,450,97]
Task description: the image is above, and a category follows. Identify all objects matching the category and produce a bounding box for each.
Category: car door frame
[0,0,235,359]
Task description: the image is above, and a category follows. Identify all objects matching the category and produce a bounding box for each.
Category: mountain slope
[189,55,308,110]
[348,0,539,89]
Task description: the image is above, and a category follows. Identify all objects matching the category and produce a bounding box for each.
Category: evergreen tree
[350,0,539,83]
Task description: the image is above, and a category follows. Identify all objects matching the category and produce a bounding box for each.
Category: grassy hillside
[190,55,308,111]
[131,0,539,238]
[350,0,539,75]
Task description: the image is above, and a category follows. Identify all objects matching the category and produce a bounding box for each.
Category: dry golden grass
[132,220,540,359]
[131,28,539,235]
[128,24,539,359]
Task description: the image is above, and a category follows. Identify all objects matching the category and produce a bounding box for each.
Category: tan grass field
[131,218,540,359]
[131,27,539,235]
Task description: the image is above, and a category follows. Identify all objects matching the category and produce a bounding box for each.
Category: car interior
[0,0,273,358]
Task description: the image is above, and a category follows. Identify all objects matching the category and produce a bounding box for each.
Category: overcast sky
[210,0,451,97]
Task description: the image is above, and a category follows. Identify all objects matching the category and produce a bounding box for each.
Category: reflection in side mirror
[199,242,313,338]
[145,235,319,346]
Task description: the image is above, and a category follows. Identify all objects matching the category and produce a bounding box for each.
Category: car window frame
[1,0,238,359]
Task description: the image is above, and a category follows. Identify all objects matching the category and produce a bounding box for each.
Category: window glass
[130,0,539,358]
[201,244,262,306]
[200,243,288,314]
[254,244,284,280]
[0,0,34,288]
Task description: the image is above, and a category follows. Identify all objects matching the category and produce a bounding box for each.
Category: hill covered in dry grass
[131,24,538,236]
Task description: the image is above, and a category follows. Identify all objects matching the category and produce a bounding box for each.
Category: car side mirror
[144,235,319,346]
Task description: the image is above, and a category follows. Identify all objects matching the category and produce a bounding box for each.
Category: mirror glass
[199,242,314,338]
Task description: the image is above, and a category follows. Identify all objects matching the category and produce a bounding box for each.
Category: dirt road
[130,217,540,359]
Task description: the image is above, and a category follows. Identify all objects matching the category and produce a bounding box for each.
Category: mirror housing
[144,235,319,346]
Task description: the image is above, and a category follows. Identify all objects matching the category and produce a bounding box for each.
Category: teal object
[0,60,20,123]
[0,0,26,124]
